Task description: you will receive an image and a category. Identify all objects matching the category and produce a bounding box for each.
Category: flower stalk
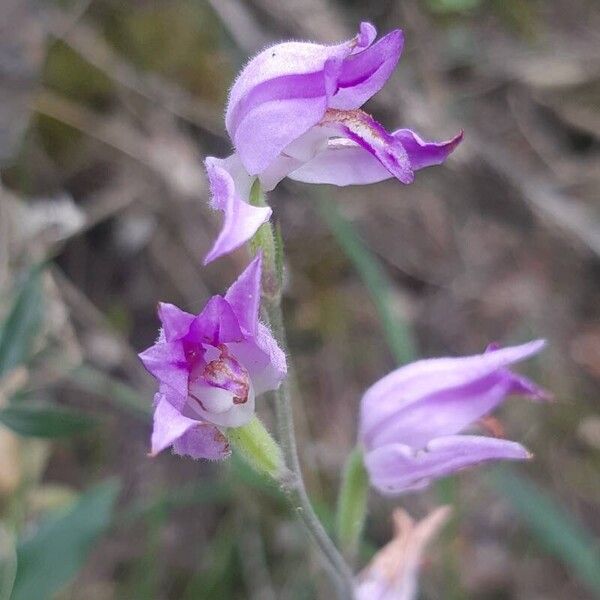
[250,183,356,599]
[229,415,287,481]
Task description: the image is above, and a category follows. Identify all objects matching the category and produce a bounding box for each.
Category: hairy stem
[250,183,355,598]
[264,300,356,599]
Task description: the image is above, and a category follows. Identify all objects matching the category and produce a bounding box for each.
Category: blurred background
[0,0,599,598]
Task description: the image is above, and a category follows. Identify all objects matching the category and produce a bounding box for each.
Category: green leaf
[335,447,369,565]
[490,468,600,596]
[0,265,44,378]
[12,479,120,600]
[316,195,417,365]
[0,403,96,438]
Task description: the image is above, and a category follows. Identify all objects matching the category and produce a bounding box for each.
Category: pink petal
[319,109,414,183]
[232,95,333,176]
[157,302,195,342]
[393,128,463,170]
[150,393,196,455]
[203,156,271,264]
[138,342,188,398]
[365,377,516,450]
[331,30,404,110]
[151,393,229,459]
[226,322,287,395]
[224,252,263,336]
[360,340,546,446]
[189,295,244,345]
[172,424,231,460]
[364,435,530,495]
[288,128,463,186]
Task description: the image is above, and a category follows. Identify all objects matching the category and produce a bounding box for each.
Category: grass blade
[0,266,44,378]
[490,468,600,596]
[316,195,417,365]
[0,402,96,438]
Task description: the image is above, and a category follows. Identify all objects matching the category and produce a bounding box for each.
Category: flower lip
[201,344,251,404]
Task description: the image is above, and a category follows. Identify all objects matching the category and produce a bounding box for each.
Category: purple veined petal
[226,322,287,395]
[172,422,231,460]
[288,128,463,186]
[360,340,547,444]
[392,129,464,170]
[331,29,404,110]
[139,341,189,398]
[151,393,229,459]
[189,295,244,346]
[364,435,531,495]
[157,302,195,342]
[363,376,517,450]
[187,376,256,427]
[319,108,414,183]
[203,156,271,264]
[224,252,262,336]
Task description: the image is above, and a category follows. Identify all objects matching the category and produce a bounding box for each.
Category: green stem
[264,304,356,599]
[336,447,369,566]
[250,184,355,599]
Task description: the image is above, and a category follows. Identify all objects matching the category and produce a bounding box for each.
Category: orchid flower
[204,22,463,263]
[359,340,550,495]
[355,507,450,600]
[139,253,286,460]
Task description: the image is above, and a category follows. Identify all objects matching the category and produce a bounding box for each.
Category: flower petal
[360,340,546,447]
[189,295,244,346]
[364,377,516,450]
[331,29,404,110]
[288,128,462,186]
[150,392,196,455]
[356,506,451,600]
[172,423,231,460]
[317,109,414,183]
[157,302,195,342]
[203,156,271,264]
[151,393,229,459]
[224,252,262,335]
[288,138,390,185]
[227,322,287,395]
[392,128,464,170]
[231,95,333,176]
[364,435,530,495]
[139,341,188,398]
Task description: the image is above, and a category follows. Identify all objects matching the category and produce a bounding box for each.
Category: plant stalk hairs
[139,22,549,600]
